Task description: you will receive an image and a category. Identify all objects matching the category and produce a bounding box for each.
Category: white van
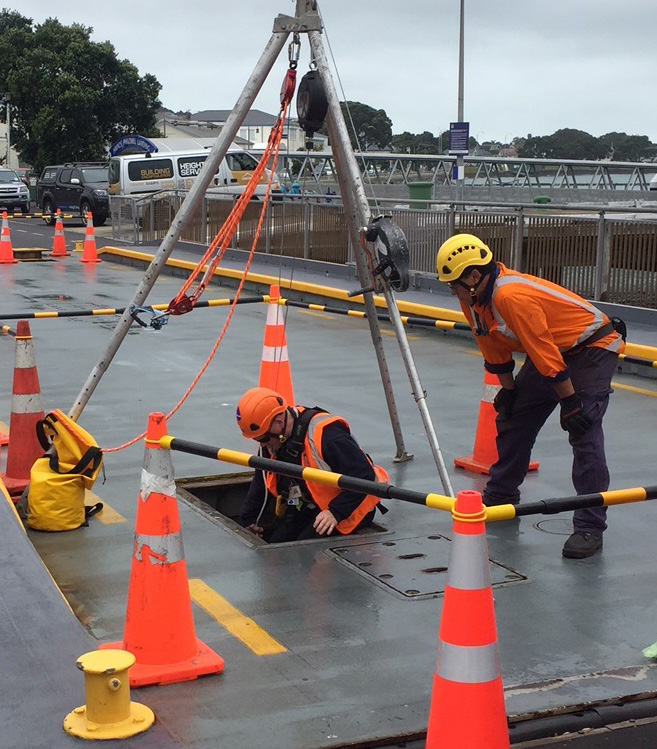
[650,173,657,191]
[108,149,271,197]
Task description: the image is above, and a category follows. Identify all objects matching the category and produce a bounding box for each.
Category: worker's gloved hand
[493,387,517,420]
[559,393,592,438]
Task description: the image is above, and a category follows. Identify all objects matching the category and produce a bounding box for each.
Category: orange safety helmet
[236,387,288,440]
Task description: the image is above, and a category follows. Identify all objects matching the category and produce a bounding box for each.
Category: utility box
[408,181,433,209]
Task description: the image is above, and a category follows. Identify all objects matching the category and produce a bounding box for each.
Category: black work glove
[493,387,517,420]
[559,393,593,438]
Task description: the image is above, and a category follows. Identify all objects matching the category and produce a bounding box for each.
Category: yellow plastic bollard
[74,240,84,253]
[63,649,154,740]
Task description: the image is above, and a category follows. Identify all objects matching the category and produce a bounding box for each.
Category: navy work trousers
[482,347,618,535]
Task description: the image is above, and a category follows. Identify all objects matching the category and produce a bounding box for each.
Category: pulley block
[296,70,328,147]
[362,216,410,293]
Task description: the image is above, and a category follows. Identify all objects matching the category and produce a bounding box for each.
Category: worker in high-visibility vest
[436,233,625,559]
[235,387,388,543]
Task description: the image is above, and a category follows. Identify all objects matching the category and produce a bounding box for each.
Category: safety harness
[269,406,326,515]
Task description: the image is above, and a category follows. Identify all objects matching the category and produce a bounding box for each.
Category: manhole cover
[534,518,573,535]
[330,535,526,599]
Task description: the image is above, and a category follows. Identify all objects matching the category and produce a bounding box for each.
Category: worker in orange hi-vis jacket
[436,233,626,560]
[235,387,388,544]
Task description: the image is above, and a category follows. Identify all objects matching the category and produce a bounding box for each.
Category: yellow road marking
[612,381,657,398]
[85,491,126,524]
[189,578,287,656]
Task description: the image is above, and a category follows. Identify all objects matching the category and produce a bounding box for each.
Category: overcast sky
[5,0,657,143]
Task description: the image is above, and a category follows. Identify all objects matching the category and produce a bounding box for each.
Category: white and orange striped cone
[80,212,101,263]
[1,320,46,496]
[454,369,539,475]
[100,412,224,687]
[50,210,69,257]
[258,284,295,405]
[0,211,17,264]
[426,490,510,748]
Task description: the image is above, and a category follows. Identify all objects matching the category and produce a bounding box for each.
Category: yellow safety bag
[27,409,104,532]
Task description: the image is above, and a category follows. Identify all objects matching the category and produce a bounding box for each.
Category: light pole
[456,0,465,199]
[3,93,10,168]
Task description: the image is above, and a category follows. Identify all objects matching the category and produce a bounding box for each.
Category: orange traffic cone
[426,490,510,749]
[258,284,295,405]
[1,321,46,496]
[0,211,17,264]
[80,212,101,263]
[101,412,224,687]
[50,210,69,257]
[454,369,538,475]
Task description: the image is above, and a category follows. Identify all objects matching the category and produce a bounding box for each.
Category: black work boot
[562,532,603,559]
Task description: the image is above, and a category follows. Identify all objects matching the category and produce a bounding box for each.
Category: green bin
[408,181,433,209]
[533,195,552,205]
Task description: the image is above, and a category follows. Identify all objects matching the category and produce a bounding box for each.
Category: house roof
[192,109,279,126]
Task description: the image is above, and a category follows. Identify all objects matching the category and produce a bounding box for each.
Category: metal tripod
[69,0,454,496]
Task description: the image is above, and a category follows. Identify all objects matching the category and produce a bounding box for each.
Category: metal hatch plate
[329,534,526,599]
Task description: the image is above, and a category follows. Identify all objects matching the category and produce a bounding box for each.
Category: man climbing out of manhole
[235,386,388,543]
[435,233,626,559]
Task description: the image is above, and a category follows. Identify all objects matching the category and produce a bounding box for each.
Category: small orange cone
[80,212,101,263]
[1,320,46,496]
[258,284,295,405]
[0,211,17,264]
[101,412,224,687]
[50,210,69,257]
[425,490,510,748]
[454,369,538,475]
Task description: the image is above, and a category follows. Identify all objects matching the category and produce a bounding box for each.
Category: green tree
[321,101,393,151]
[598,132,657,162]
[519,129,607,160]
[0,11,161,172]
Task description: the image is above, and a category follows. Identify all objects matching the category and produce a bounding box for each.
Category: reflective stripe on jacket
[461,264,625,379]
[265,409,387,534]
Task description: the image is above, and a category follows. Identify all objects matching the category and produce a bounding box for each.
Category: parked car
[37,163,109,225]
[13,167,32,188]
[0,168,30,213]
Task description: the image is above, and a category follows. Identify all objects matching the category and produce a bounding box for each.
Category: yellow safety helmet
[236,387,288,440]
[436,234,493,283]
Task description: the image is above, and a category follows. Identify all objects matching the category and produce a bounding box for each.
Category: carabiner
[288,33,301,70]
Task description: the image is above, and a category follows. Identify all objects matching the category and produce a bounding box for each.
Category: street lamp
[2,93,10,168]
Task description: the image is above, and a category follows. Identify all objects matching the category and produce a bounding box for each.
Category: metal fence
[110,193,657,308]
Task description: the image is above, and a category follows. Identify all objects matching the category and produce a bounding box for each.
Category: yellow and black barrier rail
[2,212,75,220]
[279,297,657,370]
[2,289,656,369]
[280,297,473,334]
[0,295,267,321]
[158,435,657,522]
[0,324,16,337]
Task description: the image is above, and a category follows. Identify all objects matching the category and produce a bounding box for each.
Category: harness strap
[276,407,327,464]
[563,320,615,357]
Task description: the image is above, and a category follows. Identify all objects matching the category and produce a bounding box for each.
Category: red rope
[103,100,292,454]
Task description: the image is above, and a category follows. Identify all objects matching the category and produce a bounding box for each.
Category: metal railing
[110,192,657,309]
[273,152,657,191]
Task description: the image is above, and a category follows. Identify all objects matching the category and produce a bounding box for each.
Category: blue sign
[449,122,470,155]
[109,135,159,157]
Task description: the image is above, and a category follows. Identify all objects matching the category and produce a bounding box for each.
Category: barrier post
[426,489,509,748]
[258,284,295,404]
[1,320,46,496]
[100,412,224,687]
[455,370,538,475]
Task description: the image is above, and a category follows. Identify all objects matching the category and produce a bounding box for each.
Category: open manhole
[329,535,527,600]
[176,473,388,548]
